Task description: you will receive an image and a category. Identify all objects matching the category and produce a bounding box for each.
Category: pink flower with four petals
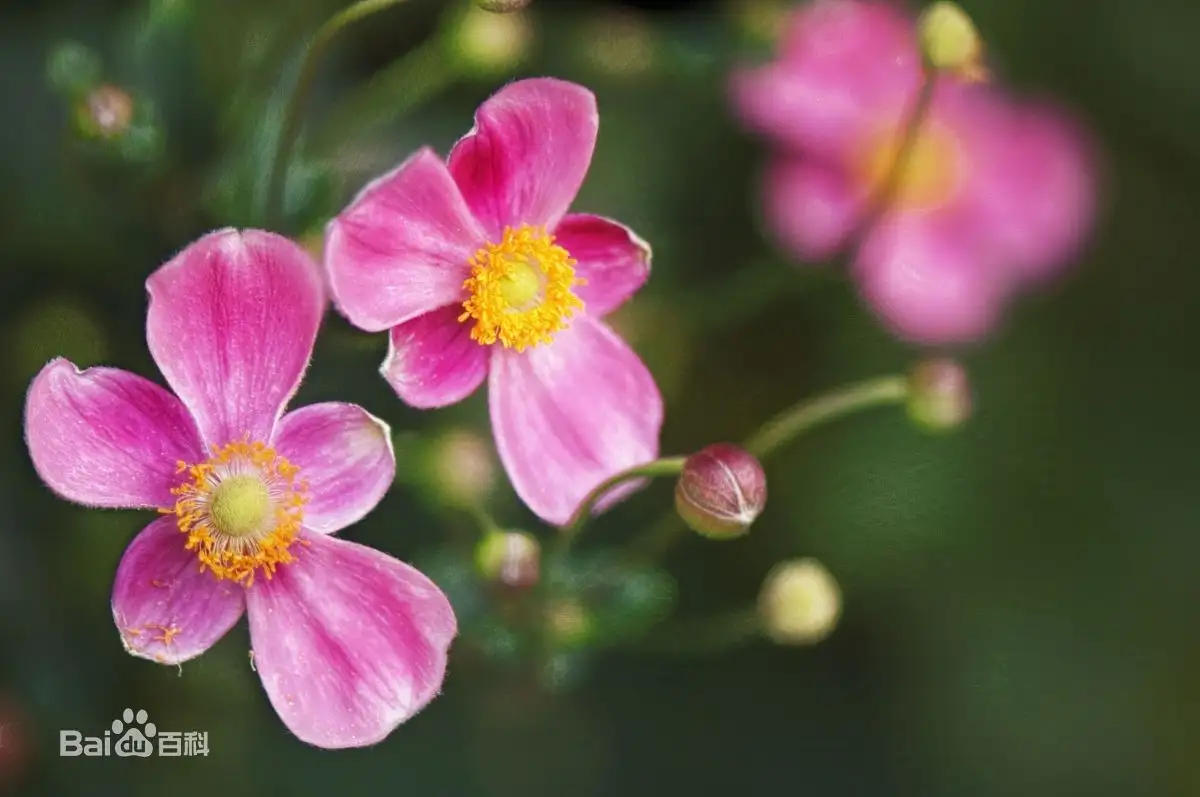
[732,0,1096,343]
[324,78,663,526]
[24,229,457,749]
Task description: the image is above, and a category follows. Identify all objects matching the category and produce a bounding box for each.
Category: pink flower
[731,0,1096,343]
[24,229,457,749]
[324,78,663,525]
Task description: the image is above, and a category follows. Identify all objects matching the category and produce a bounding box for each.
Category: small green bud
[918,2,988,82]
[758,558,842,646]
[47,41,102,97]
[675,443,767,539]
[452,4,533,77]
[474,530,540,588]
[907,358,972,433]
[75,84,135,140]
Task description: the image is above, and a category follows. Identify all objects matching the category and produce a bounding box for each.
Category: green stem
[744,375,909,459]
[264,0,413,228]
[628,374,910,562]
[558,456,687,549]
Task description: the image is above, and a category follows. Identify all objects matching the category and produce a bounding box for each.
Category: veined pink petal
[380,305,489,409]
[946,89,1097,283]
[112,516,246,665]
[552,214,651,317]
[489,315,662,526]
[448,78,599,237]
[325,149,487,332]
[272,403,396,535]
[763,157,866,261]
[146,229,325,447]
[856,216,1011,343]
[245,532,457,749]
[24,359,203,509]
[730,0,922,160]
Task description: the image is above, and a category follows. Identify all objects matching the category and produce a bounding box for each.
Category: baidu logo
[60,709,208,757]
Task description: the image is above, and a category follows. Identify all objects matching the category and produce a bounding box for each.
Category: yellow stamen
[857,122,961,210]
[160,439,308,587]
[458,224,585,352]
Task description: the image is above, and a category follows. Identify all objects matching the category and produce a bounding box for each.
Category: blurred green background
[1,0,1197,794]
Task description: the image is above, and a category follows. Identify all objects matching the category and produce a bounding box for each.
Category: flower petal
[552,214,651,317]
[448,78,598,237]
[763,157,866,262]
[24,359,203,509]
[380,305,490,409]
[489,315,662,525]
[325,148,487,332]
[112,516,246,665]
[245,532,457,749]
[730,0,922,159]
[272,403,396,535]
[146,229,326,447]
[855,216,1011,344]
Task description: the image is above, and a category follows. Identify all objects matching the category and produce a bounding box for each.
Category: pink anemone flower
[24,229,457,749]
[731,0,1096,343]
[324,77,662,526]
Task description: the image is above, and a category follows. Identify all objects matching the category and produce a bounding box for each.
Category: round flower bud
[76,84,134,139]
[907,358,972,433]
[428,428,497,507]
[675,443,767,539]
[758,558,842,645]
[918,2,988,82]
[475,0,531,12]
[474,530,540,589]
[453,3,533,76]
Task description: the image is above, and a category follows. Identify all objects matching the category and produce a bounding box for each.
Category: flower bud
[474,530,540,589]
[918,2,988,82]
[427,429,497,507]
[546,600,593,649]
[758,558,842,645]
[675,443,767,539]
[475,0,531,12]
[47,41,101,98]
[76,84,134,139]
[907,358,972,433]
[453,4,533,77]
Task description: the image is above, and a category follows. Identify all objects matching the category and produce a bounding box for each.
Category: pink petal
[146,229,326,447]
[24,359,203,509]
[948,90,1097,283]
[380,305,490,409]
[325,149,487,332]
[855,216,1011,344]
[272,403,396,535]
[552,214,651,317]
[245,532,457,749]
[447,78,599,237]
[489,315,662,526]
[763,157,866,262]
[112,516,246,665]
[730,0,922,160]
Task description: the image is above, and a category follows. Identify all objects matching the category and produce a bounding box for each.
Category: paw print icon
[112,708,156,758]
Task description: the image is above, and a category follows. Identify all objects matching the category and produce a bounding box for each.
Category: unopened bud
[675,443,767,539]
[76,84,135,139]
[475,0,531,12]
[918,2,988,82]
[47,41,101,97]
[758,558,842,645]
[907,358,972,432]
[428,429,496,506]
[546,600,593,649]
[453,4,533,76]
[474,530,540,588]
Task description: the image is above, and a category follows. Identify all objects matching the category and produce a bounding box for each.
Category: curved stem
[264,0,412,228]
[558,456,687,546]
[744,375,909,459]
[628,374,909,563]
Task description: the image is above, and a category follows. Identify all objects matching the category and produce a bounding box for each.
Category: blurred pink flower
[24,229,456,749]
[325,77,663,526]
[731,0,1096,343]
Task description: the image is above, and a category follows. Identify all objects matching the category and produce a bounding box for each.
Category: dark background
[1,0,1197,795]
